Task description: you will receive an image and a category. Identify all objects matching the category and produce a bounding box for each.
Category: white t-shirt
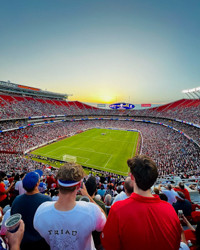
[15,180,26,195]
[112,191,129,205]
[34,201,106,250]
[162,189,177,205]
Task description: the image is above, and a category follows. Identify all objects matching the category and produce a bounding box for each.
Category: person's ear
[130,174,135,182]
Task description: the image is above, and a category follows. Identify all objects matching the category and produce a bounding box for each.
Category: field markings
[31,128,138,175]
[61,146,112,156]
[103,155,112,169]
[34,145,112,164]
[86,163,128,175]
[131,134,138,157]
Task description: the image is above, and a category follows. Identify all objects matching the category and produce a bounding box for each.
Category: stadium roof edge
[0,80,69,100]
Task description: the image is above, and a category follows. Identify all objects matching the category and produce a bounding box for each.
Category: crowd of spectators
[0,95,199,249]
[0,156,199,249]
[0,120,199,178]
[0,94,199,125]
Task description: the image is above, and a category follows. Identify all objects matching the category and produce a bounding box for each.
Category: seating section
[0,94,199,125]
[0,94,99,119]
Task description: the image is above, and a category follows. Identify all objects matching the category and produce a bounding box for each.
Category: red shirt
[0,183,7,202]
[101,193,181,250]
[46,176,55,189]
[8,177,14,184]
[173,187,191,202]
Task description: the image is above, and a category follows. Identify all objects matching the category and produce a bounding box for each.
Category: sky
[0,0,200,105]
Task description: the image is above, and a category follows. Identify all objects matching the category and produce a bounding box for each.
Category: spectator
[105,184,115,197]
[34,163,106,250]
[104,194,112,215]
[38,177,47,194]
[173,192,192,217]
[0,173,14,208]
[84,176,106,214]
[85,175,106,250]
[97,185,106,199]
[101,155,182,250]
[46,173,55,190]
[161,184,177,205]
[112,176,133,205]
[11,171,52,250]
[159,193,168,202]
[174,183,192,203]
[15,173,26,196]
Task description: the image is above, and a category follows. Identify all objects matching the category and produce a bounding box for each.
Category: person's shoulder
[76,201,102,214]
[159,199,175,208]
[36,201,55,214]
[35,193,52,201]
[34,202,55,224]
[12,194,26,203]
[111,196,131,211]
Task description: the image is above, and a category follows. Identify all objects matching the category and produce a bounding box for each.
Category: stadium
[1,0,200,248]
[0,80,199,175]
[0,80,200,248]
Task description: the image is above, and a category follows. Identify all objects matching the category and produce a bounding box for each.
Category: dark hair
[167,184,172,190]
[179,182,185,190]
[177,191,185,200]
[154,188,160,195]
[159,193,168,202]
[14,173,20,181]
[20,173,25,179]
[0,172,6,182]
[85,176,97,196]
[24,186,36,193]
[127,155,158,191]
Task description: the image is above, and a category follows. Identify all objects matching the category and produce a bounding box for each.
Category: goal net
[63,154,77,163]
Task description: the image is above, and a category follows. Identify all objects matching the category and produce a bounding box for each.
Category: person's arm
[79,183,106,218]
[180,225,187,244]
[182,215,195,231]
[0,182,15,195]
[158,184,162,191]
[6,220,24,250]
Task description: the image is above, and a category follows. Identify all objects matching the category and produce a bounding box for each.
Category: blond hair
[56,162,85,193]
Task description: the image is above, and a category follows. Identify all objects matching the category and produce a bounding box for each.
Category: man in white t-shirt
[34,163,106,250]
[15,174,26,195]
[161,184,177,205]
[112,176,133,205]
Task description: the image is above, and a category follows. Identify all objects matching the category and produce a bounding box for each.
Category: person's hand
[79,182,89,197]
[10,182,15,188]
[6,220,24,250]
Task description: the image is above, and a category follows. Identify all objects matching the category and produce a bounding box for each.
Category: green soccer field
[30,128,139,175]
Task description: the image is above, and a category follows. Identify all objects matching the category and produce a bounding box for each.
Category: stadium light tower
[182,87,200,99]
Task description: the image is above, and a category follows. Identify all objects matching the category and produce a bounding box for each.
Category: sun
[98,94,115,104]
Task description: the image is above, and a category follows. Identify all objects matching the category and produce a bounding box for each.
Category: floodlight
[188,88,196,93]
